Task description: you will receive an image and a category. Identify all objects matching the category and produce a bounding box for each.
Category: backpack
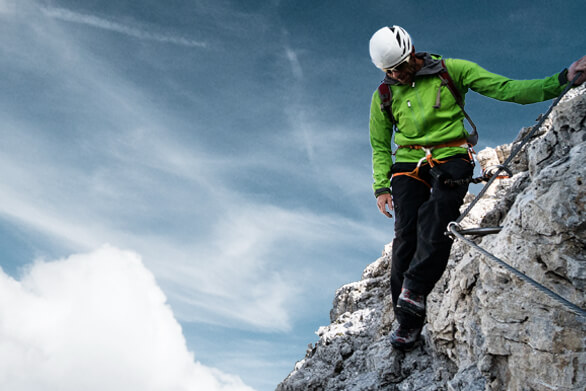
[378,59,478,146]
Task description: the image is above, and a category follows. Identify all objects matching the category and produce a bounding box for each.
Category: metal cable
[449,224,586,318]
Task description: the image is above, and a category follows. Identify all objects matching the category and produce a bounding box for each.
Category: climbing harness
[391,141,511,189]
[447,71,586,318]
[391,138,473,188]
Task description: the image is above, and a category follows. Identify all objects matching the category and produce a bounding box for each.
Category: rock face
[277,86,586,391]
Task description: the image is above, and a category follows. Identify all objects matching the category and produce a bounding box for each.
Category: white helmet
[369,26,413,70]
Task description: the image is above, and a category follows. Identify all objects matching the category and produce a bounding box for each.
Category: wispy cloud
[0,3,390,387]
[42,6,207,48]
[0,0,386,336]
[285,47,303,80]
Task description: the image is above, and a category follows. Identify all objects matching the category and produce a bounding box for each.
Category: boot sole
[390,336,421,351]
[396,299,425,319]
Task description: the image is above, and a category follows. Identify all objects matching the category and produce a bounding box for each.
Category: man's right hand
[568,55,586,85]
[376,193,394,218]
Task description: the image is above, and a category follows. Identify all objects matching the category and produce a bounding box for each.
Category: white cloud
[41,6,207,48]
[0,245,255,391]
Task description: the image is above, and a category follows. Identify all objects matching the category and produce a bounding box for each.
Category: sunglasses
[384,55,411,73]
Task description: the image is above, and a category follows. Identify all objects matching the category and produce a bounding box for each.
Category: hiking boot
[390,326,422,350]
[397,288,426,319]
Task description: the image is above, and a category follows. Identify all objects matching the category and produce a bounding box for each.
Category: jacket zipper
[408,82,425,137]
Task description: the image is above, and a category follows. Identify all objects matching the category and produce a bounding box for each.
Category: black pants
[390,155,473,326]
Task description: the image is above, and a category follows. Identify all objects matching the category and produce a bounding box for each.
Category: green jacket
[370,52,569,195]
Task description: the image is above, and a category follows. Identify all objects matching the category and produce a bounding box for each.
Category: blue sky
[0,0,584,390]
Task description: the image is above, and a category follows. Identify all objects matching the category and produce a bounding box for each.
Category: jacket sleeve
[445,59,568,104]
[369,89,394,196]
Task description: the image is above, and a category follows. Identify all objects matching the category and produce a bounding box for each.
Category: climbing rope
[448,72,586,318]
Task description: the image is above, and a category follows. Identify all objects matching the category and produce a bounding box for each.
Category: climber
[368,25,586,350]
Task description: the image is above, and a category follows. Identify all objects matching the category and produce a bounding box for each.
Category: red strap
[378,83,396,124]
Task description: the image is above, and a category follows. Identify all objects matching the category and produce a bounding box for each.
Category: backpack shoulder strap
[438,59,478,146]
[377,82,396,125]
[438,59,464,105]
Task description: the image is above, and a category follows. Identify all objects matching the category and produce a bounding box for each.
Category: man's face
[386,55,416,85]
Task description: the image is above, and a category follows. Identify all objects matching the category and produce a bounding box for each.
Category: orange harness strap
[391,138,473,187]
[397,138,470,157]
[392,166,433,188]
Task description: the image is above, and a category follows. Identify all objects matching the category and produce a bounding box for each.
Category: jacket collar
[383,52,444,85]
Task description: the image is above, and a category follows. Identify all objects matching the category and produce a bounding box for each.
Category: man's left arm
[446,55,586,105]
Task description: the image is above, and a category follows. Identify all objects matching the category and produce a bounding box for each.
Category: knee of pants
[393,227,418,245]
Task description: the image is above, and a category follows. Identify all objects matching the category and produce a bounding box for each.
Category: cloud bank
[0,245,255,391]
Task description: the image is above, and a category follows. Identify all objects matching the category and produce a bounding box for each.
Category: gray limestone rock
[277,85,586,391]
